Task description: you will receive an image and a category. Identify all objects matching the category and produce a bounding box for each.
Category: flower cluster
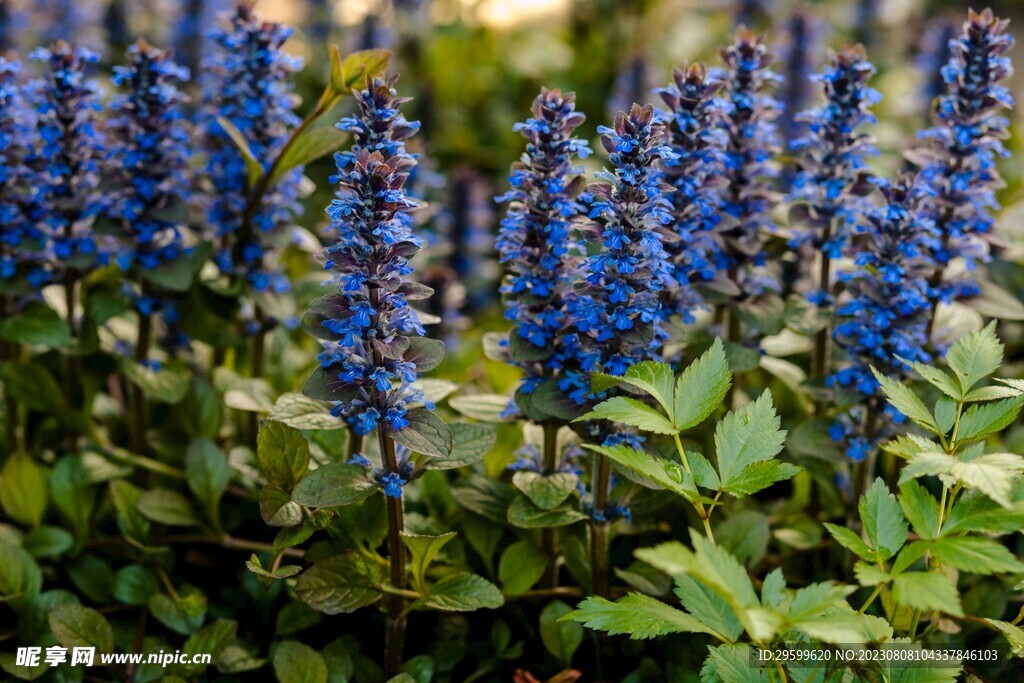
[201,3,303,295]
[717,27,781,299]
[497,88,590,392]
[563,104,675,403]
[311,76,437,438]
[0,58,44,292]
[27,42,107,280]
[789,44,880,303]
[913,8,1014,306]
[108,41,191,276]
[349,448,415,499]
[830,174,938,459]
[656,63,726,323]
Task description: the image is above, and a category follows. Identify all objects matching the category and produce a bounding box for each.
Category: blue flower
[562,104,674,404]
[716,27,781,299]
[789,44,880,303]
[916,17,958,115]
[656,63,727,323]
[348,446,416,499]
[312,76,441,442]
[912,9,1014,315]
[108,41,192,281]
[200,4,303,296]
[830,174,937,459]
[27,42,107,281]
[0,57,47,291]
[498,88,590,394]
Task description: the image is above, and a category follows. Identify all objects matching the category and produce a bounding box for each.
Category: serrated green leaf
[928,536,1024,574]
[985,619,1024,658]
[942,491,1024,534]
[701,643,771,683]
[860,478,908,561]
[891,572,962,616]
[719,460,799,497]
[413,573,503,612]
[576,396,676,435]
[673,575,744,642]
[955,396,1024,442]
[900,451,1024,507]
[714,392,787,492]
[675,338,731,431]
[910,362,962,400]
[945,321,1002,393]
[584,443,698,502]
[899,481,941,540]
[592,361,676,416]
[426,423,495,470]
[562,593,715,640]
[871,368,941,434]
[823,523,874,561]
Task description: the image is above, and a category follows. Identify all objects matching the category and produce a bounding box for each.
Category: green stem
[380,429,407,678]
[131,306,152,455]
[590,451,612,598]
[812,226,833,415]
[541,421,559,587]
[858,584,884,614]
[247,306,267,451]
[673,433,715,543]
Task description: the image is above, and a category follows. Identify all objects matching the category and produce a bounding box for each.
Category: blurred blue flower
[200,3,303,295]
[913,9,1014,309]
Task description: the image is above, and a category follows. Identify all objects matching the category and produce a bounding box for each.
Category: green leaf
[591,360,676,416]
[426,423,495,470]
[269,393,343,430]
[216,116,263,188]
[112,565,159,606]
[910,362,962,400]
[583,443,698,502]
[22,526,74,558]
[402,532,457,593]
[447,394,514,422]
[892,572,962,616]
[294,553,383,615]
[899,481,941,540]
[793,606,894,645]
[674,338,731,431]
[271,126,347,185]
[137,489,197,526]
[945,321,1002,393]
[49,456,95,542]
[576,396,676,435]
[413,573,503,612]
[451,474,513,524]
[0,453,48,527]
[540,600,583,665]
[985,619,1024,658]
[246,554,302,586]
[498,541,548,595]
[389,409,453,458]
[963,384,1022,402]
[291,464,376,508]
[928,536,1024,574]
[871,368,941,434]
[718,460,799,497]
[859,478,908,561]
[257,420,311,489]
[333,48,392,95]
[260,484,304,527]
[714,391,787,492]
[0,303,70,347]
[123,361,191,404]
[0,541,42,607]
[273,641,328,683]
[701,644,772,683]
[900,451,1024,507]
[673,575,744,642]
[180,619,237,676]
[562,593,714,639]
[823,523,874,561]
[0,361,64,411]
[854,562,892,587]
[941,490,1024,534]
[48,604,114,652]
[955,396,1024,442]
[507,495,587,528]
[636,536,759,612]
[404,337,446,373]
[511,471,578,510]
[186,438,230,517]
[110,480,151,541]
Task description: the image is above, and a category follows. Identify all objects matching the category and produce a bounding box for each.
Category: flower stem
[247,305,267,450]
[379,429,407,678]
[591,451,612,598]
[812,227,833,415]
[541,421,559,587]
[131,305,152,455]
